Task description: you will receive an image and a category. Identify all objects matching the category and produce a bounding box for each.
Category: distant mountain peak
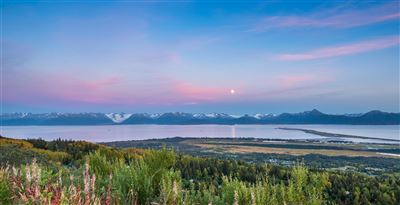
[310,109,323,115]
[1,110,399,125]
[105,113,132,123]
[254,113,265,119]
[364,110,384,115]
[300,109,323,116]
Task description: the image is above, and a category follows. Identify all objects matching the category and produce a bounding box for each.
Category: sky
[2,0,400,114]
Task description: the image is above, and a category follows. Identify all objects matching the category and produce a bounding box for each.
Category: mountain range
[1,109,399,125]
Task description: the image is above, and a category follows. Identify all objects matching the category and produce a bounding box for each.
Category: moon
[230,89,235,94]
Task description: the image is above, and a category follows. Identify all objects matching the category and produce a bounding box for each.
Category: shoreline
[277,127,400,143]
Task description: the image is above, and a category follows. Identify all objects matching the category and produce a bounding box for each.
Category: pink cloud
[280,75,316,88]
[278,73,333,88]
[4,67,234,107]
[276,36,399,61]
[81,76,121,90]
[3,70,126,105]
[174,82,227,101]
[251,3,399,31]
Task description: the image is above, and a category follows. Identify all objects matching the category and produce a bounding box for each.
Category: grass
[185,139,400,158]
[0,151,329,205]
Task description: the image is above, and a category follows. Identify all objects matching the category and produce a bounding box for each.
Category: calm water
[1,125,399,144]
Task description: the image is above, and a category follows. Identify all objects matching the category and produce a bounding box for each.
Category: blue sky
[2,0,399,114]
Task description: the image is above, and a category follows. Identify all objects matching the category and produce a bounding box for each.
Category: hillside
[0,136,399,204]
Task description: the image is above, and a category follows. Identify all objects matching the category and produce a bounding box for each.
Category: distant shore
[277,127,400,143]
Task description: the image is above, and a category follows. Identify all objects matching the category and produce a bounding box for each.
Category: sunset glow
[2,1,399,113]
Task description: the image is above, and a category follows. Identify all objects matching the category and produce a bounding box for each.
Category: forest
[103,137,400,175]
[0,136,399,205]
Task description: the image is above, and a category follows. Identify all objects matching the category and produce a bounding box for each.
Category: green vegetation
[0,136,399,204]
[104,137,400,175]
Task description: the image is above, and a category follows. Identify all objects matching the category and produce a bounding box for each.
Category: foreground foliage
[0,136,399,205]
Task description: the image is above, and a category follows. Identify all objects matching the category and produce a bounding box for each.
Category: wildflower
[233,190,239,205]
[91,173,96,203]
[50,185,62,205]
[25,165,31,183]
[58,170,63,186]
[105,174,112,205]
[83,161,91,205]
[172,181,177,193]
[251,191,256,205]
[12,166,18,176]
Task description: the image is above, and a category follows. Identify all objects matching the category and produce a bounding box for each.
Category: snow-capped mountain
[204,113,238,119]
[253,113,265,119]
[106,113,133,123]
[1,110,399,125]
[1,112,112,125]
[149,113,161,118]
[253,113,275,119]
